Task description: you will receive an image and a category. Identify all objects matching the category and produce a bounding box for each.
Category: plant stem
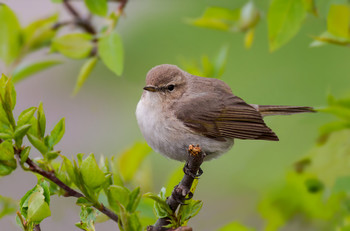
[14,148,119,224]
[148,145,205,231]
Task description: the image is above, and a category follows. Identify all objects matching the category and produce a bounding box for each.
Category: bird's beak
[143,86,157,92]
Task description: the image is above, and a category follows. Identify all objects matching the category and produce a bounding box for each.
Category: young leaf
[268,0,306,51]
[46,150,60,160]
[37,102,46,139]
[80,153,106,190]
[0,4,21,65]
[0,195,17,219]
[51,33,93,59]
[188,7,241,31]
[178,199,203,225]
[27,133,48,155]
[0,140,16,176]
[14,124,32,147]
[84,0,108,17]
[73,57,98,95]
[20,147,31,165]
[327,4,350,38]
[47,118,65,148]
[107,185,130,214]
[76,197,94,207]
[61,155,76,184]
[27,191,51,222]
[127,187,141,213]
[117,142,152,182]
[12,60,62,83]
[143,190,173,218]
[98,32,124,76]
[17,107,37,127]
[38,179,51,205]
[23,13,58,52]
[75,206,97,231]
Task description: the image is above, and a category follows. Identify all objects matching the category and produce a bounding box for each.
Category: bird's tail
[250,104,315,117]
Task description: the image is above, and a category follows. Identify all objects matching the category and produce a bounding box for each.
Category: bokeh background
[0,0,349,230]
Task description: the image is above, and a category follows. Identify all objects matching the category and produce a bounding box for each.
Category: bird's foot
[183,163,203,179]
[172,184,193,204]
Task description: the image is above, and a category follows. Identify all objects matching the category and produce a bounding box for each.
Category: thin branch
[117,0,128,15]
[62,0,96,34]
[14,148,119,224]
[148,145,205,231]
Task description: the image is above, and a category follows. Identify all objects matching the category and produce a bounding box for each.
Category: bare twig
[62,0,96,34]
[148,145,205,231]
[13,148,119,224]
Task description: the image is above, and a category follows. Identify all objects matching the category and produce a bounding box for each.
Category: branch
[14,148,119,224]
[148,145,205,231]
[62,0,96,34]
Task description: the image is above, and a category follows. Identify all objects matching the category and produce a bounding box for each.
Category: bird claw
[183,163,203,179]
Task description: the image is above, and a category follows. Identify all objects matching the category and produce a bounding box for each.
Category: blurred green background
[1,0,350,230]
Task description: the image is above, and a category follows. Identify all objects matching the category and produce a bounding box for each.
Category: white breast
[136,92,234,161]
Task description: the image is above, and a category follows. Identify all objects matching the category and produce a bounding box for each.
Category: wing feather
[174,86,278,141]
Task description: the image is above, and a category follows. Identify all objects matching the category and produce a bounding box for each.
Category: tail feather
[251,105,315,117]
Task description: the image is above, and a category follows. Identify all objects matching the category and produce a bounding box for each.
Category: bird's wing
[174,92,279,141]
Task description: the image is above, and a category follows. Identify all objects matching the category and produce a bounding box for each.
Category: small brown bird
[136,64,313,161]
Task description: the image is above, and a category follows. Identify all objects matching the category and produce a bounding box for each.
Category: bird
[136,64,314,162]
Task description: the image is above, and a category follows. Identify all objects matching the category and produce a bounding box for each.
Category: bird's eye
[167,84,175,91]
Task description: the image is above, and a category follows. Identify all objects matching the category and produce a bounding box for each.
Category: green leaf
[0,78,16,129]
[239,1,260,31]
[80,153,106,190]
[143,190,173,218]
[310,31,350,47]
[76,197,94,207]
[318,106,350,120]
[14,124,32,147]
[39,179,51,205]
[75,206,97,231]
[178,199,203,225]
[127,187,141,213]
[218,222,255,231]
[47,118,65,148]
[117,142,152,182]
[37,102,46,139]
[0,195,17,219]
[98,32,124,76]
[327,4,350,38]
[0,4,21,65]
[61,155,76,184]
[107,185,130,213]
[0,140,16,176]
[302,0,318,16]
[20,146,30,165]
[12,60,61,83]
[46,150,60,160]
[27,133,48,155]
[189,7,241,31]
[27,191,51,222]
[23,13,58,52]
[268,0,306,51]
[17,107,37,127]
[84,0,108,16]
[51,33,93,59]
[73,57,98,95]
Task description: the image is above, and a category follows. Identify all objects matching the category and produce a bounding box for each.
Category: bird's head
[143,64,188,102]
